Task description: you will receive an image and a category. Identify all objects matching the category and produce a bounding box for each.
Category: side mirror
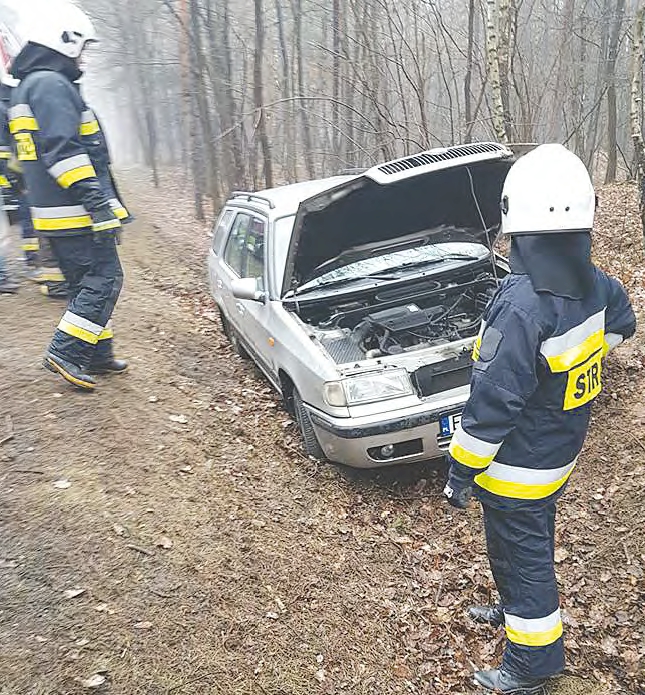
[231,277,266,303]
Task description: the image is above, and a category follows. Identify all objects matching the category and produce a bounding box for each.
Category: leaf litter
[0,175,643,695]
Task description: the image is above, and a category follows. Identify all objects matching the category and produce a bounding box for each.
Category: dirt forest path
[0,174,643,695]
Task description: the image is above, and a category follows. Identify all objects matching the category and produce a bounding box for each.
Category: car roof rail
[338,168,367,175]
[230,191,276,209]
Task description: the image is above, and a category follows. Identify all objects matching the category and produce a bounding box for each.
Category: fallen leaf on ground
[554,547,569,563]
[63,588,86,599]
[134,621,153,630]
[156,536,173,549]
[53,479,72,489]
[81,673,106,689]
[168,414,188,424]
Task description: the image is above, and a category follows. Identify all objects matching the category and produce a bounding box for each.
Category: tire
[219,310,247,359]
[293,389,326,461]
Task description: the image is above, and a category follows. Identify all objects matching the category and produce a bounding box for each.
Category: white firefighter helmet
[500,144,595,235]
[22,1,98,60]
[0,1,25,82]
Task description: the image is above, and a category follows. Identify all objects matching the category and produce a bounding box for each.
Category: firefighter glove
[443,454,474,509]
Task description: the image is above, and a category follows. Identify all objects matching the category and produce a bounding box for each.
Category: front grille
[378,143,507,176]
[412,355,473,398]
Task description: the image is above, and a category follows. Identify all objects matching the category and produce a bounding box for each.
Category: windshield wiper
[296,272,401,294]
[389,253,485,273]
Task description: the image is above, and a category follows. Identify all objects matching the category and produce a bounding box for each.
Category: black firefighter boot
[468,604,505,627]
[474,668,547,694]
[43,352,97,391]
[88,358,128,375]
[88,338,129,375]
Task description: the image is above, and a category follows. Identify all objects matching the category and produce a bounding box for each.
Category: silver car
[208,143,514,468]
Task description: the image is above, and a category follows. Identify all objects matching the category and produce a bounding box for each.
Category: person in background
[444,144,636,694]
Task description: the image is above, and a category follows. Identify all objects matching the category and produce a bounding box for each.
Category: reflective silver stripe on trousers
[451,427,502,458]
[61,311,103,337]
[81,109,96,123]
[481,459,577,486]
[0,145,11,152]
[505,608,561,634]
[8,104,35,120]
[48,154,93,179]
[540,309,605,360]
[31,205,90,218]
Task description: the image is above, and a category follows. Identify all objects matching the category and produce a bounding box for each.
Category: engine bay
[298,270,498,364]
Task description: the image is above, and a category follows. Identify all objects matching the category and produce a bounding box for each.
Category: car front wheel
[219,310,247,359]
[293,389,326,461]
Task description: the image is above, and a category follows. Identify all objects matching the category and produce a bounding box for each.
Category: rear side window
[243,217,266,289]
[223,213,252,275]
[211,209,235,254]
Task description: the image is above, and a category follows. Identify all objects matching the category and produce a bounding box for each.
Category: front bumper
[307,399,464,468]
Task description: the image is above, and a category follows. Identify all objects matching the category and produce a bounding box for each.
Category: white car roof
[229,175,358,217]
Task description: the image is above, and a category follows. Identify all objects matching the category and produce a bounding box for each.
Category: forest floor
[0,173,644,695]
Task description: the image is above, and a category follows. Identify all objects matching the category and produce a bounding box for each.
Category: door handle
[236,302,245,315]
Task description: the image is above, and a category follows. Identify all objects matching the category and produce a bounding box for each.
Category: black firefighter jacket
[0,83,15,194]
[9,47,115,237]
[449,269,636,511]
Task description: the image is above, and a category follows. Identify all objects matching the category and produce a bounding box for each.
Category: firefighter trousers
[48,233,123,368]
[483,502,565,680]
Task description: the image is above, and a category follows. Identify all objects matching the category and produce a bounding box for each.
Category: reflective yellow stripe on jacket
[448,426,502,470]
[31,205,93,232]
[80,110,100,136]
[48,154,97,189]
[540,309,605,373]
[8,104,39,133]
[474,459,577,500]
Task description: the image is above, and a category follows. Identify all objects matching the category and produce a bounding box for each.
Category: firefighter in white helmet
[9,2,127,388]
[444,144,636,693]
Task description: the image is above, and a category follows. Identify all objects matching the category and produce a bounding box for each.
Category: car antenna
[466,166,500,285]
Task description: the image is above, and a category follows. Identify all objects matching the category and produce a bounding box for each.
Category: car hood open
[281,142,514,297]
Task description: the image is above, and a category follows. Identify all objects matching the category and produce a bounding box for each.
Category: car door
[219,212,275,376]
[208,207,235,304]
[220,211,252,327]
[236,215,277,380]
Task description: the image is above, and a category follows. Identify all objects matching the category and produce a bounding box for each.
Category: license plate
[439,412,462,438]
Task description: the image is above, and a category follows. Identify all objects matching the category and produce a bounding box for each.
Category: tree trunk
[605,0,626,183]
[630,5,645,240]
[253,0,273,189]
[292,0,315,178]
[274,0,295,181]
[332,0,341,160]
[487,0,508,142]
[464,0,476,142]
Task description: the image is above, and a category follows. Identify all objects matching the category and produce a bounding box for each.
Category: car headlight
[323,370,414,407]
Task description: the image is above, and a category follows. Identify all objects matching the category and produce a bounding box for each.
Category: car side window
[223,213,252,276]
[212,209,235,254]
[242,217,266,290]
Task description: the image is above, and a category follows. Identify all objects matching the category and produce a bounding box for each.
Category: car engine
[304,271,497,364]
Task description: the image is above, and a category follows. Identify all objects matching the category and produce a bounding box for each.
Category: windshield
[274,215,296,292]
[297,241,489,292]
[274,215,491,296]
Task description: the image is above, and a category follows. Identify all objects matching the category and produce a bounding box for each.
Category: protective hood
[12,42,82,82]
[282,143,514,297]
[509,232,595,299]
